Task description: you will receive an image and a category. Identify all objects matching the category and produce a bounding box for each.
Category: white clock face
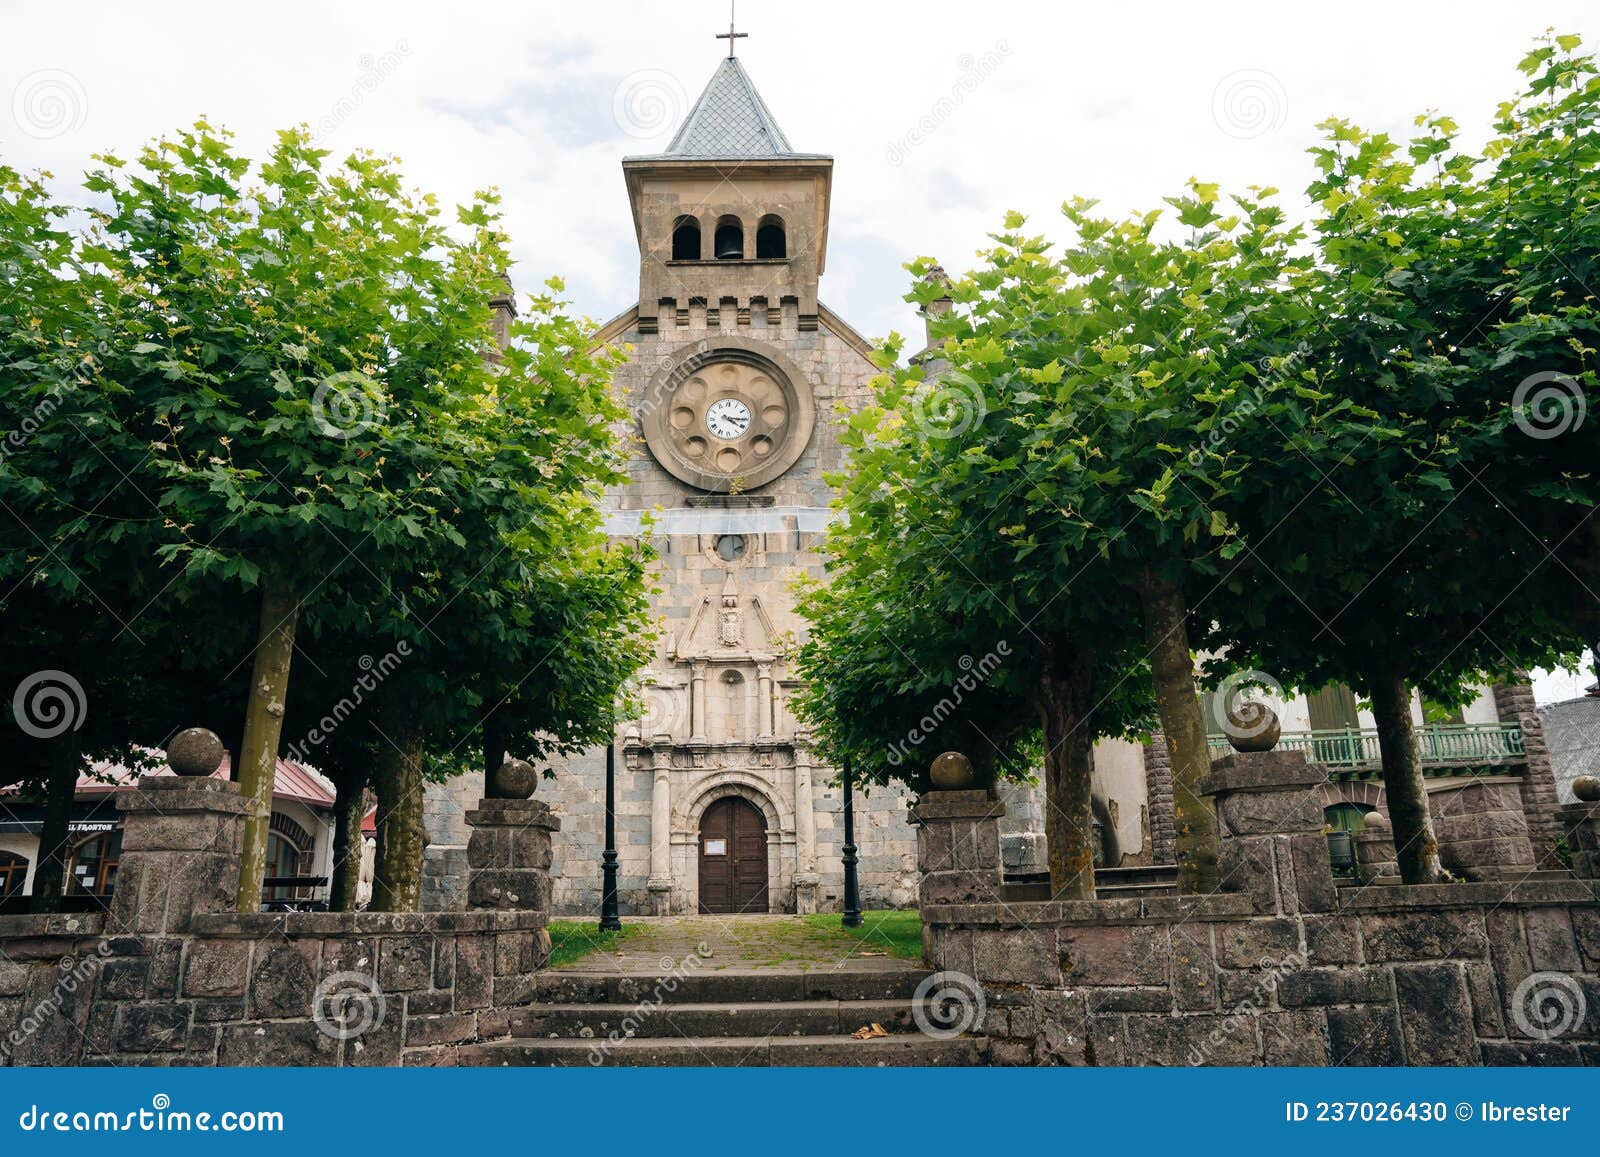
[705,398,752,440]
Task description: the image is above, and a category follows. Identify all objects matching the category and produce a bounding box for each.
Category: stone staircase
[458,964,987,1066]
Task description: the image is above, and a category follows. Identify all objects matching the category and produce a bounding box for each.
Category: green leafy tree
[18,123,646,910]
[1209,36,1596,881]
[821,187,1311,895]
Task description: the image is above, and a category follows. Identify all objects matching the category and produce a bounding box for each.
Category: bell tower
[622,57,833,334]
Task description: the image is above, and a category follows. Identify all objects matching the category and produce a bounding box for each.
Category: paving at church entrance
[458,916,983,1066]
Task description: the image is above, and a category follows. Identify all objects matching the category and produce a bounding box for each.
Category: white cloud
[5,0,1596,340]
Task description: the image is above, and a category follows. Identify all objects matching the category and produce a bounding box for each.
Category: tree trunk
[482,710,510,794]
[28,740,80,914]
[1138,569,1219,894]
[1036,657,1096,899]
[327,764,367,912]
[372,719,426,912]
[234,578,300,912]
[1368,666,1443,884]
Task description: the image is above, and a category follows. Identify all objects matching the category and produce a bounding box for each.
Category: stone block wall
[0,775,554,1067]
[918,750,1600,1066]
[1491,680,1562,859]
[1563,801,1600,880]
[1427,776,1536,879]
[0,910,550,1066]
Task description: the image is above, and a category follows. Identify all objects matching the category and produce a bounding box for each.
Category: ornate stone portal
[622,551,827,914]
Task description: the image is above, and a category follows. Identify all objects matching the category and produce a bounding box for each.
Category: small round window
[715,534,747,562]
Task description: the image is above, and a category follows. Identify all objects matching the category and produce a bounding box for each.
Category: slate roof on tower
[633,57,828,161]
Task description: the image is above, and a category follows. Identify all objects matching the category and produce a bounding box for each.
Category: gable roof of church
[647,57,827,160]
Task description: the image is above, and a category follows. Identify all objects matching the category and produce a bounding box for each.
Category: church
[418,44,1561,917]
[422,47,925,916]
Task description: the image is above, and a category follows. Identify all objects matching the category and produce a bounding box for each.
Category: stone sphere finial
[929,751,976,790]
[1573,775,1600,803]
[166,727,225,777]
[488,757,538,800]
[1363,812,1391,833]
[1224,703,1281,753]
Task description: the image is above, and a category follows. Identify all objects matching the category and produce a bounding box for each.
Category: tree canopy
[1,124,651,911]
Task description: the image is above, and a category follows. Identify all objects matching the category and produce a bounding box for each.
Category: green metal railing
[1206,722,1524,774]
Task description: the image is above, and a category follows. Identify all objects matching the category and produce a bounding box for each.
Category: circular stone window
[641,340,816,493]
[714,534,747,562]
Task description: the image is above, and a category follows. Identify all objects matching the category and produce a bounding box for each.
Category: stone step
[535,966,928,1006]
[510,999,918,1040]
[458,1032,987,1067]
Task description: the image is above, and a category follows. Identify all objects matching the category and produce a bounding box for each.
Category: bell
[715,233,743,259]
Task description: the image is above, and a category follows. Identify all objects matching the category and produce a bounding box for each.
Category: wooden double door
[698,797,769,914]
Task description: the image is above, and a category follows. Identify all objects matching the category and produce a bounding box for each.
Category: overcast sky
[3,0,1596,703]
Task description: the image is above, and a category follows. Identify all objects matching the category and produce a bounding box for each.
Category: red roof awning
[66,752,337,809]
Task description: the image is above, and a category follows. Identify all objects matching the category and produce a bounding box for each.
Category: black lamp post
[599,741,622,932]
[841,758,863,928]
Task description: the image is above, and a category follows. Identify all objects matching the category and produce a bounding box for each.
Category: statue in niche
[718,576,742,647]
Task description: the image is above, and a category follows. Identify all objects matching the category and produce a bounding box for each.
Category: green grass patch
[545,919,645,968]
[802,909,923,962]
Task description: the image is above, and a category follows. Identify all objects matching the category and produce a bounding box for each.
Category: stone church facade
[423,54,923,916]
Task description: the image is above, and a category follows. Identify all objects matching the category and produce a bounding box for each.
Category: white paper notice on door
[704,839,727,856]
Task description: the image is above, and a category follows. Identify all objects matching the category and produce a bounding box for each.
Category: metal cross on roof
[715,1,748,57]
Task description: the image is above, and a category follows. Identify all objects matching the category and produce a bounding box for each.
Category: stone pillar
[1143,730,1177,865]
[910,790,1004,906]
[1492,677,1562,860]
[465,798,559,916]
[110,776,248,934]
[792,743,819,914]
[1203,750,1335,916]
[488,281,516,359]
[1353,812,1398,883]
[647,765,673,916]
[756,662,775,741]
[1560,800,1600,881]
[1426,775,1535,880]
[689,660,709,744]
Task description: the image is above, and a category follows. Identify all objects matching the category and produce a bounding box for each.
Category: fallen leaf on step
[851,1023,889,1040]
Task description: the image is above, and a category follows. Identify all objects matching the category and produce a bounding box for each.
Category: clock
[640,341,816,493]
[706,398,752,439]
